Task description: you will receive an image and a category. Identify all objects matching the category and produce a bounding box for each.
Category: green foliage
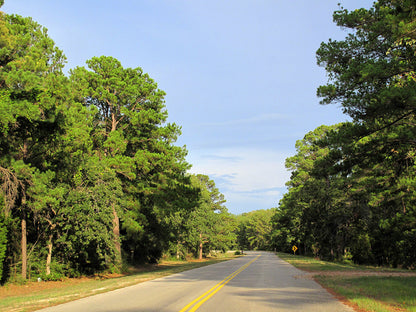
[56,163,119,274]
[272,1,416,269]
[271,125,346,258]
[180,174,236,258]
[0,6,200,282]
[0,8,69,282]
[236,209,275,251]
[70,55,193,266]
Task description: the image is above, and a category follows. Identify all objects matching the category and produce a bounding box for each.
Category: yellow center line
[179,255,261,312]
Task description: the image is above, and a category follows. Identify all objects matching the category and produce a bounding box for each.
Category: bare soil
[0,278,85,298]
[0,275,120,299]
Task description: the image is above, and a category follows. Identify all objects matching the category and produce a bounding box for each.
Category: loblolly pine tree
[70,56,191,267]
[0,9,66,279]
[316,0,416,267]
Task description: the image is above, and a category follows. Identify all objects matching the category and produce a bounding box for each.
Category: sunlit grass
[277,252,416,312]
[276,252,403,272]
[316,275,416,312]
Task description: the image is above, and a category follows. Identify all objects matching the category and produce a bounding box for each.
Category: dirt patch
[0,269,149,299]
[0,278,90,298]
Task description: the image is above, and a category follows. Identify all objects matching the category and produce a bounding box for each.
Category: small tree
[184,174,235,259]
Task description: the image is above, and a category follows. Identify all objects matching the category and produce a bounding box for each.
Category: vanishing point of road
[39,251,353,312]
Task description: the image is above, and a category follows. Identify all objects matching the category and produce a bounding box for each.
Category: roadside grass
[0,255,236,312]
[277,252,416,312]
[316,275,416,312]
[276,252,403,272]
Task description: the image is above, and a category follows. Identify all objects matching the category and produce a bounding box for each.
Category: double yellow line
[179,255,261,312]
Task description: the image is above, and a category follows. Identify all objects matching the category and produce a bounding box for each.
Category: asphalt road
[39,251,353,312]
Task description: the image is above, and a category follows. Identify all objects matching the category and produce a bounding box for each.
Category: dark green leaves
[273,1,416,268]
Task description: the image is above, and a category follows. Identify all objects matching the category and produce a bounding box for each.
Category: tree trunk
[21,140,28,280]
[109,114,121,269]
[21,215,27,279]
[46,234,53,275]
[111,112,117,132]
[176,241,180,260]
[130,249,134,263]
[198,233,203,260]
[113,207,122,269]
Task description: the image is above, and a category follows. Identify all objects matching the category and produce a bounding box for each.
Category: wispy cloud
[187,147,291,214]
[200,113,288,127]
[231,187,283,195]
[200,154,242,162]
[223,187,287,214]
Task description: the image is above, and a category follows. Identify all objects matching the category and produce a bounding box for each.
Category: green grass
[316,275,416,312]
[277,252,359,271]
[276,252,404,272]
[0,257,235,312]
[277,252,416,312]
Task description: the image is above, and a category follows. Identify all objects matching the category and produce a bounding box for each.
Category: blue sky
[2,0,374,214]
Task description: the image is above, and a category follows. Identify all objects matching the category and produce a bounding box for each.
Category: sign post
[292,245,298,255]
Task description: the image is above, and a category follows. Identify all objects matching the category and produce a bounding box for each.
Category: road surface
[39,251,353,312]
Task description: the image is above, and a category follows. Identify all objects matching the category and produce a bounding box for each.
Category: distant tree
[236,209,275,251]
[184,174,235,259]
[272,125,353,259]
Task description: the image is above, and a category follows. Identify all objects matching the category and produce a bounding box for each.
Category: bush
[39,271,65,281]
[32,259,67,281]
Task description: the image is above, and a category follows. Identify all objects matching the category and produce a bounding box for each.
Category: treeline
[0,4,237,282]
[271,1,416,268]
[236,209,275,251]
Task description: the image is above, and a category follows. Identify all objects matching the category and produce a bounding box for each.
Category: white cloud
[200,113,288,127]
[187,147,291,214]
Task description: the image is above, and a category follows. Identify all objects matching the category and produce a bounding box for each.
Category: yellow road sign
[292,245,298,253]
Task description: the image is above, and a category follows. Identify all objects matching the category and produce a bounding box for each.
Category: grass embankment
[277,252,416,312]
[0,254,236,312]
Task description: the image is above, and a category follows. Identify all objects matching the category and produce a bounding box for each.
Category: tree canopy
[0,6,237,282]
[271,0,416,268]
[3,0,416,282]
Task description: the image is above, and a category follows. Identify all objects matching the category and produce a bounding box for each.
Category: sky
[2,0,374,215]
